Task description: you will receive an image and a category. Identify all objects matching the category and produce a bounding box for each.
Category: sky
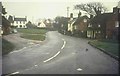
[1,0,120,23]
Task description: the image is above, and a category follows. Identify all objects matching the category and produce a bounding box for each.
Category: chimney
[70,13,73,18]
[78,11,81,18]
[118,1,120,8]
[25,16,27,21]
[70,13,73,20]
[90,15,93,19]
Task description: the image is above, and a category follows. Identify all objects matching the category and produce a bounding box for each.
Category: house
[67,12,89,37]
[88,7,120,39]
[87,14,110,39]
[73,14,89,37]
[44,19,53,29]
[37,20,46,28]
[12,16,27,28]
[67,13,76,35]
[106,7,120,39]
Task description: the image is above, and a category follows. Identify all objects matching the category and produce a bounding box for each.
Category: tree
[54,16,68,34]
[74,2,107,16]
[2,6,7,15]
[8,15,14,23]
[26,21,36,28]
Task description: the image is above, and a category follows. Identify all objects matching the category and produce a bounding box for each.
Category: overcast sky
[2,0,120,23]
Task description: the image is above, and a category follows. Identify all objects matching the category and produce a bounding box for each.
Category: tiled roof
[14,17,27,21]
[73,16,89,25]
[90,13,113,24]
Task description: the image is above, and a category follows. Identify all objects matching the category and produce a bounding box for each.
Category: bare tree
[74,2,107,16]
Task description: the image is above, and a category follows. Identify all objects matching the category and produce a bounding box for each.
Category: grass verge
[20,34,45,41]
[2,38,15,55]
[17,28,47,34]
[89,40,119,56]
[17,28,47,41]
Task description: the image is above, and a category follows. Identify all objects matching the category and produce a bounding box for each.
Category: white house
[37,20,46,28]
[12,16,27,28]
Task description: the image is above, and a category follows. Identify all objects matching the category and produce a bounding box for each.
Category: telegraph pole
[67,7,70,17]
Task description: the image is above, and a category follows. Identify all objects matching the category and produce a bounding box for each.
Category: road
[2,31,118,75]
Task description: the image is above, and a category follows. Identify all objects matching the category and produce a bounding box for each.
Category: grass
[17,28,47,34]
[20,34,45,41]
[17,28,47,41]
[2,38,15,55]
[89,40,119,56]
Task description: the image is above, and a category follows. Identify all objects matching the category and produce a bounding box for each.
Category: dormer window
[115,21,119,27]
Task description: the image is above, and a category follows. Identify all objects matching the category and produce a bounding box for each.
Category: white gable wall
[13,21,27,28]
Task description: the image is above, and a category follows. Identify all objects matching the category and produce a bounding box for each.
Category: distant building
[67,13,76,34]
[37,20,46,28]
[67,12,89,37]
[12,16,27,28]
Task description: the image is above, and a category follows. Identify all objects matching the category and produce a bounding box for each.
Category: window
[98,31,101,33]
[83,19,87,22]
[98,24,101,27]
[74,26,77,29]
[20,25,22,28]
[23,21,25,24]
[88,24,92,27]
[16,21,18,24]
[115,21,119,27]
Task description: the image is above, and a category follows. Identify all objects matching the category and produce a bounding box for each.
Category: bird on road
[86,48,88,51]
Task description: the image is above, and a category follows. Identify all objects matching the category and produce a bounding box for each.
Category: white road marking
[77,68,83,71]
[72,53,76,54]
[11,71,19,75]
[43,51,61,63]
[9,47,27,54]
[35,65,38,67]
[61,39,66,49]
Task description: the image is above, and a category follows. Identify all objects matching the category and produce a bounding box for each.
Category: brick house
[73,15,89,37]
[87,7,119,39]
[106,7,120,39]
[88,14,112,39]
[67,12,89,37]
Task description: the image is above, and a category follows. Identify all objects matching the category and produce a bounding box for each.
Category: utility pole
[32,16,34,23]
[67,7,70,17]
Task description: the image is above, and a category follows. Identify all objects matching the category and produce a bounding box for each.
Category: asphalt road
[2,31,118,75]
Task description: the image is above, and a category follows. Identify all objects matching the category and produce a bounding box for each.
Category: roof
[2,16,10,27]
[90,13,113,24]
[14,17,27,21]
[68,18,76,24]
[73,16,89,25]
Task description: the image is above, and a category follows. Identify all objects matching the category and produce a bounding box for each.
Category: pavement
[2,31,119,75]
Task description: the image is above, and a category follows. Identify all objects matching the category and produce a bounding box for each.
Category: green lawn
[2,38,15,55]
[17,28,47,41]
[17,28,47,34]
[89,40,119,56]
[20,34,45,41]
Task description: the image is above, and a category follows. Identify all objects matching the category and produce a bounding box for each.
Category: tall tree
[8,15,14,23]
[74,2,107,16]
[2,6,7,15]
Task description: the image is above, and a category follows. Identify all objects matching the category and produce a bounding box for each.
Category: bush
[2,38,15,55]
